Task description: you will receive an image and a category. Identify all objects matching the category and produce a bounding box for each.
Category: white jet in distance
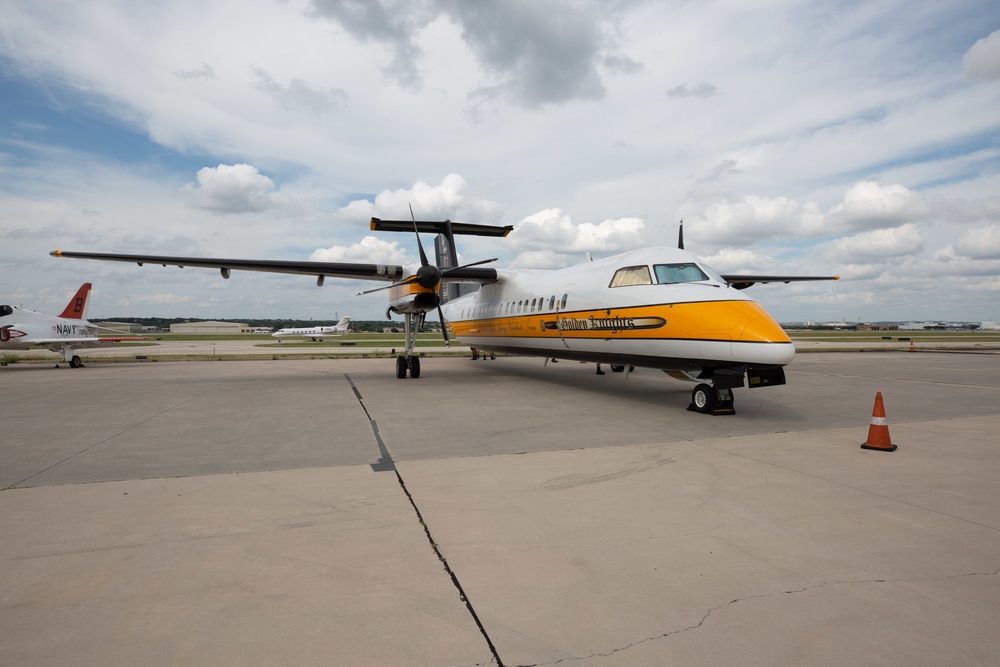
[51,218,837,413]
[1,283,142,368]
[272,316,351,341]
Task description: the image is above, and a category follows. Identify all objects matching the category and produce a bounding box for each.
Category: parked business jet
[51,218,836,412]
[1,283,141,368]
[273,316,351,341]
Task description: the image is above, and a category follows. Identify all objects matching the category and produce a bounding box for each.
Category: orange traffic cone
[908,341,915,353]
[861,392,897,452]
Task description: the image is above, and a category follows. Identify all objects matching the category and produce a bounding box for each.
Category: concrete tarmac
[2,352,999,666]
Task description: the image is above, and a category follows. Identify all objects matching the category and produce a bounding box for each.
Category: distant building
[856,323,899,332]
[94,321,144,334]
[981,322,1000,331]
[170,321,245,334]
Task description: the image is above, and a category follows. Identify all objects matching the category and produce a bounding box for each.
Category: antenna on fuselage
[677,220,684,250]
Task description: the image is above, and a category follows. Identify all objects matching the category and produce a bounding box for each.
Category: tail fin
[59,283,92,319]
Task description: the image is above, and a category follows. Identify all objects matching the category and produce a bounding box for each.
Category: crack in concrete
[514,568,1000,666]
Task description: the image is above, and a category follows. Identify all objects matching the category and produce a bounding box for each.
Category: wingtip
[50,250,61,257]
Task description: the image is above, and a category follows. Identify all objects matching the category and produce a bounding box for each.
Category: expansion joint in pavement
[343,373,505,666]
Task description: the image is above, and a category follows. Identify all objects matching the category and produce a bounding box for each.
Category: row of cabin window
[463,293,569,320]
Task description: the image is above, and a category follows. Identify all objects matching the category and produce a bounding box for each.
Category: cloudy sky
[2,0,999,323]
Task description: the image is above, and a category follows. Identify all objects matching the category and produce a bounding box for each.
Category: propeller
[355,205,499,348]
[677,219,684,250]
[354,256,498,296]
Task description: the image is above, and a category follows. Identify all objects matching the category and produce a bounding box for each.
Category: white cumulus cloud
[954,225,1000,259]
[964,29,1000,81]
[182,164,277,214]
[829,223,924,261]
[827,182,931,232]
[310,236,414,264]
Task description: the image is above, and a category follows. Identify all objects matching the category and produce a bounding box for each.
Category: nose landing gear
[689,383,735,415]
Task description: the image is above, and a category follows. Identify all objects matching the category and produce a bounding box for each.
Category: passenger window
[653,263,709,284]
[548,296,555,310]
[561,294,568,309]
[609,265,652,287]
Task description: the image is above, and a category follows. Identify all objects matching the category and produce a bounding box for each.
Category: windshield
[653,263,709,284]
[0,305,13,317]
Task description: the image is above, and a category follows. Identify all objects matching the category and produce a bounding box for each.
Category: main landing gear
[60,347,83,368]
[395,312,422,379]
[396,354,420,378]
[688,383,735,415]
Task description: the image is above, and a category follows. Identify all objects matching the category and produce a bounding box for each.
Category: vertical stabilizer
[59,283,92,319]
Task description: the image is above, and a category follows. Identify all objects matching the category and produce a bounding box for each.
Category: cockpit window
[653,263,709,284]
[0,305,13,317]
[609,265,652,288]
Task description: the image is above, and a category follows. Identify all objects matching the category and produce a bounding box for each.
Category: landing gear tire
[396,355,407,379]
[610,364,625,373]
[689,384,736,415]
[69,355,83,369]
[691,384,716,414]
[409,356,420,378]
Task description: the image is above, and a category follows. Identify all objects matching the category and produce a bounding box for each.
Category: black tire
[610,364,625,373]
[70,356,83,369]
[691,384,716,414]
[395,355,407,379]
[410,356,420,378]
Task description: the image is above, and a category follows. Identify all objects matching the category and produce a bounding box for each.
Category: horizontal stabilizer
[370,218,513,237]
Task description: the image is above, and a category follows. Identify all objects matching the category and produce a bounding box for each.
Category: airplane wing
[720,274,840,290]
[49,251,500,284]
[51,251,407,282]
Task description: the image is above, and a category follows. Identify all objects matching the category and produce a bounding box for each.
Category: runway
[2,352,999,665]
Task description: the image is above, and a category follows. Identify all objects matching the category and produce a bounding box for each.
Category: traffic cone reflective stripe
[861,392,897,452]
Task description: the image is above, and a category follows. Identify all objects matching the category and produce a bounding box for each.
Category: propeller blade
[410,204,430,266]
[677,219,684,250]
[356,276,418,295]
[436,305,450,347]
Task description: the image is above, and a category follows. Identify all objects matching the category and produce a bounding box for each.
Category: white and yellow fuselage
[440,247,794,374]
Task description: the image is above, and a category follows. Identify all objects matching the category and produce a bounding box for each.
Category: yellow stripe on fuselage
[448,300,789,343]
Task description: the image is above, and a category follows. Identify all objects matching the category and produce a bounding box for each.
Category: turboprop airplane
[51,218,837,413]
[0,283,142,368]
[273,316,351,341]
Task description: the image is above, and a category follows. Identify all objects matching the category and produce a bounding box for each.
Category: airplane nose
[698,300,793,365]
[737,312,791,344]
[736,311,795,365]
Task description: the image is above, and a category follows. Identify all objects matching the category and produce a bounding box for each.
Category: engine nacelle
[388,289,440,315]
